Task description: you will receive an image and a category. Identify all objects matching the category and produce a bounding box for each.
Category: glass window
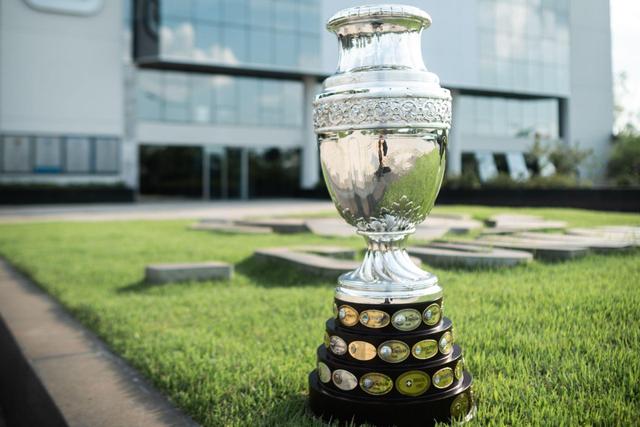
[137,71,163,121]
[239,78,260,125]
[164,73,190,122]
[249,147,300,197]
[250,0,273,28]
[215,76,238,124]
[274,0,297,31]
[65,137,91,173]
[2,136,31,172]
[34,136,62,173]
[298,35,320,68]
[191,75,213,123]
[224,26,248,63]
[259,80,282,125]
[282,81,303,126]
[298,2,319,33]
[274,32,296,67]
[195,23,222,62]
[160,19,195,59]
[250,28,274,65]
[95,138,119,173]
[194,0,220,23]
[162,0,192,19]
[223,0,247,25]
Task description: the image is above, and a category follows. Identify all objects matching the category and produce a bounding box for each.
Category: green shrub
[607,133,640,187]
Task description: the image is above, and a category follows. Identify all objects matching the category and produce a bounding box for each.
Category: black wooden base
[307,296,476,426]
[309,371,475,427]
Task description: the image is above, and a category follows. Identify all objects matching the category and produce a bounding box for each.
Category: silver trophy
[309,6,475,425]
[314,4,451,304]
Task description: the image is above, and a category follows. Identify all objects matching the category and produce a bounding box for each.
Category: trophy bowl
[314,4,452,303]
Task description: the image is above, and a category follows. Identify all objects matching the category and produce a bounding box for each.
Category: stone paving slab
[409,242,532,268]
[421,217,483,234]
[567,227,640,245]
[471,236,588,261]
[0,259,196,427]
[305,217,463,241]
[484,214,567,234]
[291,245,357,260]
[145,261,233,284]
[189,221,273,234]
[236,218,310,234]
[517,232,634,253]
[254,246,420,278]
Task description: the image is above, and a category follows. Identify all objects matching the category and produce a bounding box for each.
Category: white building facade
[0,0,613,198]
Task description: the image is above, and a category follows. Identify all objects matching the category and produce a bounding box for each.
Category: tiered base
[308,297,475,426]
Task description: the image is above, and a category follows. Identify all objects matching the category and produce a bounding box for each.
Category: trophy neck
[335,30,426,74]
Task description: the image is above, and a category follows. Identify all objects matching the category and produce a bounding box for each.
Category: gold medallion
[338,305,359,326]
[377,340,410,363]
[423,303,442,326]
[329,335,347,355]
[439,331,453,355]
[396,370,431,397]
[323,332,330,348]
[391,309,422,331]
[432,367,454,389]
[332,369,357,391]
[455,358,464,380]
[348,341,377,361]
[412,339,438,360]
[359,309,390,328]
[317,361,331,383]
[450,392,471,419]
[359,373,393,396]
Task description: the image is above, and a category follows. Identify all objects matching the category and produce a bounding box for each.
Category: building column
[202,146,210,200]
[447,90,462,176]
[300,76,320,190]
[240,148,249,199]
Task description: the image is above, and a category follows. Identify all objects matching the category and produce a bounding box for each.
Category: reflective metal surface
[314,5,451,304]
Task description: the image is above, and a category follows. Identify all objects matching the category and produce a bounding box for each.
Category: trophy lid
[314,4,451,134]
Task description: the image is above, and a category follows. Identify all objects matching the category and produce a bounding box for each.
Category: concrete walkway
[0,199,334,224]
[0,259,197,427]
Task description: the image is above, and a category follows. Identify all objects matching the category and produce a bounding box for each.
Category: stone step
[470,236,588,261]
[145,262,233,284]
[517,232,634,253]
[189,221,273,234]
[254,246,420,278]
[236,218,310,234]
[409,242,532,268]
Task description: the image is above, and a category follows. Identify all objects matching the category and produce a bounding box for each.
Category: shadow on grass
[235,256,335,288]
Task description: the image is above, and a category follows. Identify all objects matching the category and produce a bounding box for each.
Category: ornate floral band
[313,94,452,133]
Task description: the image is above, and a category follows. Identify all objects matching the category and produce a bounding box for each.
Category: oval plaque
[450,392,471,419]
[423,303,442,326]
[377,340,410,363]
[439,331,453,355]
[348,341,377,361]
[359,309,390,328]
[329,335,347,355]
[317,361,331,383]
[332,369,357,391]
[432,367,454,389]
[396,370,431,397]
[412,339,438,360]
[323,332,330,348]
[360,372,393,396]
[338,305,359,327]
[455,358,464,380]
[391,309,422,331]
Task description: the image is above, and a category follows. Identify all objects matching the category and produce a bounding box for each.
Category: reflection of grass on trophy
[0,206,638,425]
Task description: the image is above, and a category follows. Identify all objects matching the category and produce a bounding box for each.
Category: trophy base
[308,371,476,426]
[308,296,475,426]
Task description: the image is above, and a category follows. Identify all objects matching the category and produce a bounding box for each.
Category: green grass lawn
[0,206,639,426]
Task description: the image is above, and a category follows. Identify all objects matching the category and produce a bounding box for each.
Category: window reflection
[159,0,321,70]
[136,70,304,127]
[477,0,570,94]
